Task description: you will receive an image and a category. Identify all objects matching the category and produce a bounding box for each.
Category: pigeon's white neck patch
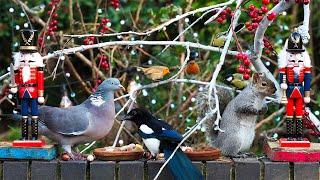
[90,94,105,107]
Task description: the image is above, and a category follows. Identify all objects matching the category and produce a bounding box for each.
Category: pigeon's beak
[118,84,126,91]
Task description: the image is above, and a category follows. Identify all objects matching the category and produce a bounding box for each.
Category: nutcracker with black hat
[0,29,56,160]
[264,29,320,162]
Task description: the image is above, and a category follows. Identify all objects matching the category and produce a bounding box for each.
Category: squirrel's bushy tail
[196,86,234,144]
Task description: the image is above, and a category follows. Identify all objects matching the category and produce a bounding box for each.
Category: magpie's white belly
[139,124,161,156]
[142,138,160,156]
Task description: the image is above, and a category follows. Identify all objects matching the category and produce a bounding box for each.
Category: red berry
[217,17,224,23]
[304,0,310,4]
[252,22,259,29]
[221,10,227,16]
[237,65,245,73]
[247,25,253,31]
[236,53,243,60]
[249,4,255,11]
[261,5,268,13]
[245,22,251,28]
[267,12,277,21]
[226,7,232,14]
[243,74,250,80]
[243,59,251,66]
[52,13,58,18]
[262,0,270,5]
[245,68,251,74]
[265,49,271,55]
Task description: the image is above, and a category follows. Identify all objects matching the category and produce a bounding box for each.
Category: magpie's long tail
[163,147,204,180]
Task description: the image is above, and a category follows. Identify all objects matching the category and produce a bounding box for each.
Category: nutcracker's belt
[288,83,302,87]
[20,84,37,87]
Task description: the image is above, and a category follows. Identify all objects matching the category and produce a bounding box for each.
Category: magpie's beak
[121,115,132,121]
[118,84,126,91]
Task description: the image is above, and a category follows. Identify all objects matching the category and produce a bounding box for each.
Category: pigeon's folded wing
[39,106,90,136]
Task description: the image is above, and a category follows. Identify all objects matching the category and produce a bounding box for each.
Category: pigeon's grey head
[97,78,125,92]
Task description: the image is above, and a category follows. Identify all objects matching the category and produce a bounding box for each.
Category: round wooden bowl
[185,148,221,161]
[93,148,144,161]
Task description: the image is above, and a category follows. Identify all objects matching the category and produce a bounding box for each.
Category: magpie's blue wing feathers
[156,129,183,142]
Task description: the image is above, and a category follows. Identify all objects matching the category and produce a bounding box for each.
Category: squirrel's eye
[262,82,267,86]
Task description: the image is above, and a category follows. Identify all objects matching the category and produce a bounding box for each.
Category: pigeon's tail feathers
[163,148,204,180]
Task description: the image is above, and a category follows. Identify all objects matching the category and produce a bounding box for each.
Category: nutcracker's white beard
[22,65,31,83]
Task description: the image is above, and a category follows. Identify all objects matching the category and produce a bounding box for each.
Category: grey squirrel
[197,73,276,156]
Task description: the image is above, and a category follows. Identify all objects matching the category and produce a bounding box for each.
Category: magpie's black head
[122,108,154,126]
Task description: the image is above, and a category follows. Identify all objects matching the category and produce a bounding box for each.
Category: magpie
[122,108,204,180]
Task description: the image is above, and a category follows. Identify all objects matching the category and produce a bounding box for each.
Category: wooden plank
[90,161,115,180]
[60,160,87,180]
[206,158,232,180]
[234,157,261,180]
[119,161,144,180]
[262,158,290,180]
[3,161,28,180]
[31,161,58,180]
[147,160,174,180]
[293,162,319,180]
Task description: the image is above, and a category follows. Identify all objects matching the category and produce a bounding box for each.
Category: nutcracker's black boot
[296,118,304,141]
[31,116,39,140]
[286,118,294,141]
[21,117,28,140]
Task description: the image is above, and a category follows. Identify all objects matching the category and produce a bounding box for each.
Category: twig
[255,107,285,130]
[63,0,236,38]
[252,0,294,103]
[43,41,238,60]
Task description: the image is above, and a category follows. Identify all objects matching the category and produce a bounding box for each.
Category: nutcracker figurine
[279,29,312,141]
[9,29,44,142]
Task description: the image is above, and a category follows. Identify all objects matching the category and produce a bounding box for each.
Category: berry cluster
[98,54,109,71]
[110,0,120,9]
[287,0,310,4]
[38,0,60,45]
[236,53,252,80]
[263,37,274,55]
[215,7,233,24]
[245,1,278,31]
[99,18,110,34]
[83,36,95,45]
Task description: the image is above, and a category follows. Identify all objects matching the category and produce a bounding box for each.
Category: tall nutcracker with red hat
[278,29,312,141]
[9,29,44,143]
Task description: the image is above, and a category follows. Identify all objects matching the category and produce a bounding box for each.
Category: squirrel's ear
[253,73,260,83]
